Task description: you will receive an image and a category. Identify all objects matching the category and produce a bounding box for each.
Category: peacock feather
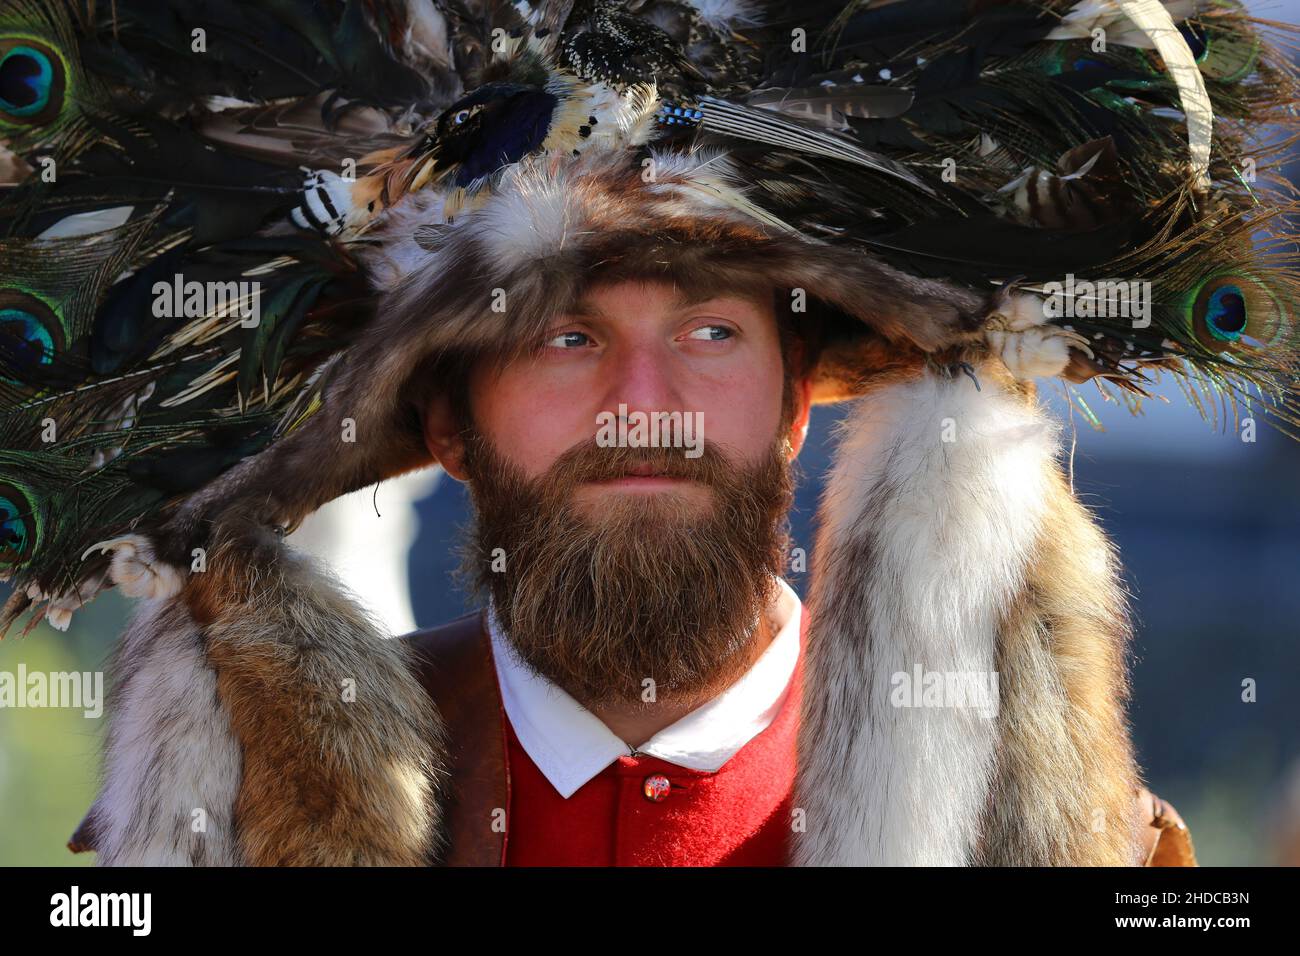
[0,0,105,162]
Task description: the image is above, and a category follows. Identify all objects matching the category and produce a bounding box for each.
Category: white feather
[35,207,134,241]
[685,0,765,30]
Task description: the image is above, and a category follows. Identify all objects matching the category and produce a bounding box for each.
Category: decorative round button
[642,774,671,802]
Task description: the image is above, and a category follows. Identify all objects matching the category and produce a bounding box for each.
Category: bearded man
[62,166,1199,870]
[66,248,1195,869]
[395,273,1192,867]
[408,275,807,865]
[49,0,1280,870]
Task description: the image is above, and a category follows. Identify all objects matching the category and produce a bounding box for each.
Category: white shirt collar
[486,577,803,799]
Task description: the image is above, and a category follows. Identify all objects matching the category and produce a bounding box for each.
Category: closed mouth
[584,463,691,484]
[623,463,673,478]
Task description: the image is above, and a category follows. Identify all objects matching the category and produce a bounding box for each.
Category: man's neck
[582,607,777,751]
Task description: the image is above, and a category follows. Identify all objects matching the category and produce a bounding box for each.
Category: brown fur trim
[91,596,243,865]
[184,515,447,865]
[976,458,1142,865]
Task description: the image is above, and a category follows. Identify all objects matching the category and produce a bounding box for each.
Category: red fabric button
[642,774,671,802]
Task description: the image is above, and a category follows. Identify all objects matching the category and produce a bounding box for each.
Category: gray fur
[94,597,243,866]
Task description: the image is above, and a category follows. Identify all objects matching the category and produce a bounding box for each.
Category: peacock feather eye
[1196,28,1260,83]
[1203,285,1245,340]
[1138,24,1207,75]
[1143,19,1260,84]
[1178,21,1209,61]
[1190,272,1285,352]
[0,290,65,389]
[0,483,35,565]
[0,37,67,127]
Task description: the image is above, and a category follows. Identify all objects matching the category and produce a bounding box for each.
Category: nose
[597,338,686,428]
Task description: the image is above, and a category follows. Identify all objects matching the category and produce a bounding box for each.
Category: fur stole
[793,361,1141,866]
[85,518,445,865]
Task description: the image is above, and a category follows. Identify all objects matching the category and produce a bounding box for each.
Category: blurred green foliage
[0,589,126,866]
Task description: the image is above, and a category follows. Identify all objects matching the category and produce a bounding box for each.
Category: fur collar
[793,364,1139,866]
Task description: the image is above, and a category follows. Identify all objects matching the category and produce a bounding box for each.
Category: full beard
[459,429,795,708]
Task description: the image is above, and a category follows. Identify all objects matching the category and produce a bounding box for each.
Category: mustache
[472,433,746,492]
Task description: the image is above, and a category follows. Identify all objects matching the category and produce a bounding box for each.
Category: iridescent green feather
[0,215,159,409]
[0,0,102,160]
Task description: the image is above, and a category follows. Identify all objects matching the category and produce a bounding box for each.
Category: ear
[786,374,814,460]
[422,388,470,482]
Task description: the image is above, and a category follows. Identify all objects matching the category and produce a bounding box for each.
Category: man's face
[463,278,794,510]
[425,277,813,706]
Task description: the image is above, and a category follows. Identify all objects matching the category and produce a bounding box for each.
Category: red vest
[501,606,807,866]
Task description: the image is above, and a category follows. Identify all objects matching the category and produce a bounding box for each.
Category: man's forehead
[565,275,776,317]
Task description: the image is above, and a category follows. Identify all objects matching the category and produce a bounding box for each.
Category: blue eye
[547,330,591,349]
[1179,21,1209,61]
[1204,285,1246,340]
[687,324,734,341]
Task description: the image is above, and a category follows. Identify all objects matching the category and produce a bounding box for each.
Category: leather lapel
[403,610,508,866]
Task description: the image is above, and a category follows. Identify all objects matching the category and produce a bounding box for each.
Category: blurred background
[2,1,1299,867]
